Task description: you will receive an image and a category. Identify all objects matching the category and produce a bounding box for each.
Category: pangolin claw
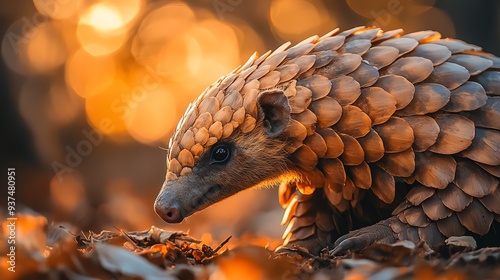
[331,221,398,255]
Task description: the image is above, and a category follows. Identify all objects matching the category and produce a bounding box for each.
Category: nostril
[163,207,180,222]
[166,211,173,218]
[155,204,183,223]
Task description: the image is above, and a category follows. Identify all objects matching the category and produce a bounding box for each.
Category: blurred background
[0,0,499,247]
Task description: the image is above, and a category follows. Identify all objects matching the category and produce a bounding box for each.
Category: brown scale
[159,27,500,253]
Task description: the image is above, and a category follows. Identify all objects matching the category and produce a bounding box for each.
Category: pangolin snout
[154,197,184,223]
[154,180,185,223]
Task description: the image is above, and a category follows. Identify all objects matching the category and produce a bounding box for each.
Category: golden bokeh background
[1,0,499,246]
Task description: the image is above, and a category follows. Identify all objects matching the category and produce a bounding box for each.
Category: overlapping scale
[442,82,487,112]
[338,133,364,166]
[427,113,475,154]
[298,75,332,100]
[448,54,493,75]
[328,76,361,106]
[379,38,418,56]
[373,117,414,153]
[357,129,384,162]
[453,160,498,198]
[406,43,451,66]
[457,199,494,235]
[402,30,441,43]
[414,152,457,189]
[418,223,446,248]
[348,62,379,87]
[303,132,327,158]
[371,165,396,204]
[405,183,434,206]
[432,39,482,54]
[436,214,466,237]
[425,62,470,90]
[396,83,450,116]
[334,105,372,138]
[292,109,317,136]
[309,97,342,128]
[314,53,362,78]
[317,128,344,158]
[438,183,473,212]
[338,39,371,55]
[312,50,336,68]
[346,162,372,190]
[372,29,403,42]
[402,116,440,152]
[374,75,414,110]
[385,57,434,83]
[363,46,399,69]
[377,148,415,177]
[353,87,397,125]
[461,128,500,165]
[421,194,452,220]
[288,85,312,113]
[312,35,344,52]
[468,97,500,129]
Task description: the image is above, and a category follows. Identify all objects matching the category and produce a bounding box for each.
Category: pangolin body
[154,27,500,253]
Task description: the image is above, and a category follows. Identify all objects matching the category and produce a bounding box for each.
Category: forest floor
[2,213,500,280]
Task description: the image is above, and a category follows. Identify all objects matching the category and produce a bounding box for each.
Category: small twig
[58,225,77,237]
[213,236,232,254]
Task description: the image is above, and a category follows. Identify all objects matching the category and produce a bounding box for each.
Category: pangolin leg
[331,217,398,255]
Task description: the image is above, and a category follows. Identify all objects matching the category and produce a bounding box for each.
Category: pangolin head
[154,52,302,223]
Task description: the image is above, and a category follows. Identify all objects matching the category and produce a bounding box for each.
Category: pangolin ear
[257,89,291,137]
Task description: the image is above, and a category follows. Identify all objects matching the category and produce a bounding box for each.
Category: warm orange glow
[110,0,144,25]
[229,23,266,63]
[156,34,202,78]
[50,173,87,212]
[132,4,241,100]
[84,79,129,135]
[8,214,48,253]
[271,0,321,36]
[157,21,240,87]
[77,20,128,56]
[213,256,265,280]
[402,7,455,36]
[347,0,441,31]
[408,0,437,14]
[346,0,395,18]
[33,0,83,19]
[101,178,155,229]
[47,81,83,126]
[414,265,437,280]
[270,0,337,41]
[81,3,126,32]
[344,273,369,280]
[26,22,66,73]
[131,2,196,69]
[126,86,177,144]
[66,48,116,98]
[77,3,127,56]
[77,1,142,56]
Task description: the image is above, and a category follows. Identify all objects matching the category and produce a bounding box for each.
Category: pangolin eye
[211,144,231,164]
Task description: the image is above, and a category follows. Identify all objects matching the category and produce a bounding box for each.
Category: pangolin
[154,26,500,254]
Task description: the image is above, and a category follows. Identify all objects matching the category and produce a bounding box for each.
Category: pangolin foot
[331,219,398,255]
[276,236,333,255]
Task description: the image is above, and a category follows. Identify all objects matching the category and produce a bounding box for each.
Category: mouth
[194,184,223,212]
